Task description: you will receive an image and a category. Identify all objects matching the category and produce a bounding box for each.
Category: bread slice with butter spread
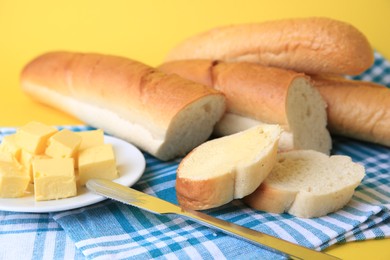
[176,124,281,210]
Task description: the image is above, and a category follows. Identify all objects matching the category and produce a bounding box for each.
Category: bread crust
[312,75,390,147]
[165,17,374,75]
[176,165,235,210]
[212,62,304,127]
[159,60,306,127]
[22,52,221,129]
[21,52,226,160]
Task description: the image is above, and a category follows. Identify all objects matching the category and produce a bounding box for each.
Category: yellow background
[1,1,389,259]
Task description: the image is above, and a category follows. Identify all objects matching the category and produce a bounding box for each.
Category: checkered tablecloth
[1,51,389,259]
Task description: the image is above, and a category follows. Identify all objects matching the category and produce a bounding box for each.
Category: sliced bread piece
[176,124,281,210]
[243,150,365,218]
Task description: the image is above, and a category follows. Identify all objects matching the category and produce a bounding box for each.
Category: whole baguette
[311,75,390,147]
[159,60,331,154]
[21,51,226,161]
[165,17,374,75]
[243,150,365,218]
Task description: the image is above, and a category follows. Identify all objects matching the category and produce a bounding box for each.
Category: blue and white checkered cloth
[1,51,389,259]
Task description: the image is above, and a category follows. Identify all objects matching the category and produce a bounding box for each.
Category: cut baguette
[20,51,226,161]
[165,17,373,75]
[243,150,365,218]
[176,125,281,210]
[159,60,331,154]
[311,75,390,147]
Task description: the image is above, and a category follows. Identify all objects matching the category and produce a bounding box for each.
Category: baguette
[20,51,226,161]
[176,125,280,210]
[311,75,390,147]
[243,150,365,218]
[159,60,332,154]
[165,17,373,75]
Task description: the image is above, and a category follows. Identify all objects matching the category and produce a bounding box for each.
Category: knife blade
[86,179,340,260]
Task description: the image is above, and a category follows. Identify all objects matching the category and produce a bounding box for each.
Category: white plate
[0,135,146,213]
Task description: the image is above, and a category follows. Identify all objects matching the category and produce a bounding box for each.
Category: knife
[86,179,340,260]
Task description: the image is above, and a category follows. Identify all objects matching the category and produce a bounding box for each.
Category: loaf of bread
[311,75,390,147]
[165,17,374,75]
[20,51,226,161]
[176,125,281,210]
[243,150,365,218]
[159,60,332,154]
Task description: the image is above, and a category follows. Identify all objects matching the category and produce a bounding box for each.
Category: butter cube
[78,144,118,186]
[0,150,18,164]
[0,134,22,161]
[20,149,34,180]
[16,122,58,154]
[45,129,82,159]
[77,129,104,150]
[0,150,24,177]
[33,158,77,201]
[20,150,49,183]
[0,160,30,198]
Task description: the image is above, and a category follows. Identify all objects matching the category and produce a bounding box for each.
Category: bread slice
[176,124,281,210]
[243,150,365,218]
[159,60,331,154]
[165,17,373,75]
[21,52,226,161]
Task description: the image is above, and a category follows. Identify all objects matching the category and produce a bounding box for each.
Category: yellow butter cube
[20,149,34,179]
[0,134,22,161]
[45,129,82,159]
[78,144,118,186]
[20,150,50,183]
[0,160,30,198]
[15,122,58,154]
[0,150,18,164]
[77,129,104,151]
[33,158,77,201]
